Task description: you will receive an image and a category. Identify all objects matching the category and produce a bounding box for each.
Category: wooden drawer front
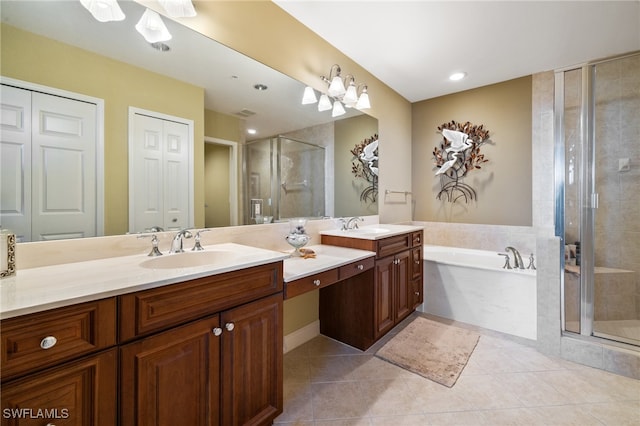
[338,257,375,281]
[119,262,282,341]
[285,268,339,299]
[376,234,411,258]
[1,298,117,381]
[412,231,423,247]
[1,348,117,426]
[412,246,423,278]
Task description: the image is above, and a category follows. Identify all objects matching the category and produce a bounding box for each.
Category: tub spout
[505,246,524,269]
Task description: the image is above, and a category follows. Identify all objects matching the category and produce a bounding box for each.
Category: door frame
[0,76,105,237]
[204,136,239,226]
[128,107,195,232]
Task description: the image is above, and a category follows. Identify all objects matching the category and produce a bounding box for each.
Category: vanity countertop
[1,243,376,320]
[319,223,423,240]
[0,243,289,320]
[283,245,375,283]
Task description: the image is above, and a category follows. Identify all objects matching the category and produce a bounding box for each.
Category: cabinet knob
[415,260,420,265]
[415,291,420,296]
[40,336,57,350]
[225,323,235,332]
[212,327,223,336]
[357,264,364,270]
[313,279,321,286]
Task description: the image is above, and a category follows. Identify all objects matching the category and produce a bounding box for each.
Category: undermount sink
[347,227,390,234]
[140,249,244,269]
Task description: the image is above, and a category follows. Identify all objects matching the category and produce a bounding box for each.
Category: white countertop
[319,223,423,240]
[0,243,377,319]
[283,245,375,282]
[0,243,289,320]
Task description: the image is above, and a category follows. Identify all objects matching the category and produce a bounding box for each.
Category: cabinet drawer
[119,262,282,342]
[338,257,375,281]
[377,234,411,258]
[1,298,117,381]
[412,231,423,247]
[285,268,339,299]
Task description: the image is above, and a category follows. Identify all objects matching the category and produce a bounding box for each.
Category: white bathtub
[418,245,537,340]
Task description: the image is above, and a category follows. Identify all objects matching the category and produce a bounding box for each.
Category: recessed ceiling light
[254,84,268,91]
[247,128,257,135]
[449,72,467,81]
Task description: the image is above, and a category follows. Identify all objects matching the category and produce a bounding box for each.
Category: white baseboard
[283,320,320,354]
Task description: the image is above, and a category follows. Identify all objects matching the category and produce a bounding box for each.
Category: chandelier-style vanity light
[79,0,125,22]
[158,0,197,18]
[135,8,172,43]
[302,64,371,117]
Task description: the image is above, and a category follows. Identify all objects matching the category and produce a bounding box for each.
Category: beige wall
[1,23,205,235]
[412,76,533,226]
[204,143,231,228]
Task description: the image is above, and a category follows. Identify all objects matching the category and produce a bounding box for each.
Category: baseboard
[283,320,320,354]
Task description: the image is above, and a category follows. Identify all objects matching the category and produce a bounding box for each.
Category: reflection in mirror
[0,0,378,241]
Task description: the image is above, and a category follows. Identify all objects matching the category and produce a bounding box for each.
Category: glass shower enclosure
[243,136,325,224]
[557,52,639,346]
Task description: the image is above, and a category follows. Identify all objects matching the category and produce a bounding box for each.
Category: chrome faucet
[342,216,363,230]
[170,229,192,253]
[505,246,524,269]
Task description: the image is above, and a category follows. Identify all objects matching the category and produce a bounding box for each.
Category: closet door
[0,85,32,241]
[31,92,97,240]
[130,112,190,233]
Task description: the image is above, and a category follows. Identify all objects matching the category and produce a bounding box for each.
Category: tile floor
[275,313,640,425]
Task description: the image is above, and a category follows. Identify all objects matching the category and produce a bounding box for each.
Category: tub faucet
[170,229,192,253]
[505,246,524,269]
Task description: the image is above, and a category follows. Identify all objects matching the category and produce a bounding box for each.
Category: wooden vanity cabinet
[320,230,424,350]
[119,262,283,426]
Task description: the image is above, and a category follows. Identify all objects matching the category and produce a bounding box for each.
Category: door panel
[374,256,395,338]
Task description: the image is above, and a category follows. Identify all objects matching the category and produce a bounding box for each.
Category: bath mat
[375,317,480,387]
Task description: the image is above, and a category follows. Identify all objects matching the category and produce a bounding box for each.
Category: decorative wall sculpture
[432,121,490,203]
[351,134,378,203]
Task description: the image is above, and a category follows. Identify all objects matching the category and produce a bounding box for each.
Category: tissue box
[1,233,16,278]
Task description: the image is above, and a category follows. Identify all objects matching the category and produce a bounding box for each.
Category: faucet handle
[527,253,536,270]
[498,253,512,269]
[192,229,210,251]
[138,234,163,257]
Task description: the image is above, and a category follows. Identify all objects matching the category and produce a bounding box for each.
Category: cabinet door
[411,277,423,310]
[395,250,412,323]
[374,256,395,339]
[1,348,117,426]
[220,293,283,426]
[411,246,423,279]
[120,316,220,426]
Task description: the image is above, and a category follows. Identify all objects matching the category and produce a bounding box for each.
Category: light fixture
[80,0,125,22]
[247,128,257,135]
[302,86,318,105]
[135,9,172,43]
[449,72,467,81]
[158,0,197,18]
[301,64,371,113]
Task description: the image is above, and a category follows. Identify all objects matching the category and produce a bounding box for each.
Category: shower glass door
[560,52,640,346]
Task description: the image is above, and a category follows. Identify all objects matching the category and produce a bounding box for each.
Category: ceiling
[274,0,640,102]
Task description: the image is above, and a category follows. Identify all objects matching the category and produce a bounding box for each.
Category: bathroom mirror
[0,0,378,241]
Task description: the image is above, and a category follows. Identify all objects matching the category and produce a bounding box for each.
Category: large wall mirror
[0,0,378,242]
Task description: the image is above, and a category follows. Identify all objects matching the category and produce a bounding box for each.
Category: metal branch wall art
[351,134,378,203]
[432,121,490,203]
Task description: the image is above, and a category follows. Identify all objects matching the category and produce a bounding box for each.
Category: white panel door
[31,92,97,240]
[0,85,32,242]
[130,112,190,233]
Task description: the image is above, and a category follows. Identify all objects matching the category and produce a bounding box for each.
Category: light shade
[356,88,371,110]
[317,94,332,112]
[136,9,172,43]
[302,86,318,105]
[80,0,125,22]
[331,100,346,117]
[342,83,358,108]
[327,76,346,97]
[159,0,197,18]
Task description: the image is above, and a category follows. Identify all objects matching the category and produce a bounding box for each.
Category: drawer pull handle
[40,336,58,350]
[313,279,321,286]
[415,291,420,296]
[212,327,223,336]
[415,260,420,265]
[225,323,235,332]
[357,264,364,270]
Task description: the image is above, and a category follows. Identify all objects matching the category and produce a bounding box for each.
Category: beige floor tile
[348,355,416,381]
[448,374,524,410]
[275,381,314,423]
[422,410,491,425]
[480,407,548,425]
[584,400,640,426]
[529,404,607,425]
[404,376,472,413]
[358,378,424,417]
[496,371,573,407]
[284,355,311,383]
[308,355,360,383]
[369,414,430,425]
[535,369,617,403]
[311,381,371,420]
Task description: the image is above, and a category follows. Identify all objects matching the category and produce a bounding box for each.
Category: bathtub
[418,245,537,340]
